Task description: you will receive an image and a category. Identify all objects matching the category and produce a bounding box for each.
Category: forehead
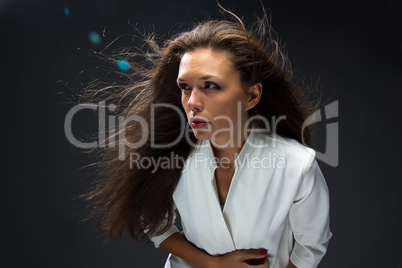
[177,48,236,79]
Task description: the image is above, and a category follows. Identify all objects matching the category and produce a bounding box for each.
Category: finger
[255,257,269,268]
[240,249,268,260]
[264,257,269,268]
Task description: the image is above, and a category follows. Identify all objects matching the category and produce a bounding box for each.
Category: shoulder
[250,131,317,173]
[254,131,315,158]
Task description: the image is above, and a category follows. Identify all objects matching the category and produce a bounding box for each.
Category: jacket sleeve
[146,202,180,248]
[288,151,333,268]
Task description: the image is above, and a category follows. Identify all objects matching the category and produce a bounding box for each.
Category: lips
[190,117,208,129]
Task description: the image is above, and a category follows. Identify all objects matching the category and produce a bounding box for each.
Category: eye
[205,81,221,90]
[179,83,191,91]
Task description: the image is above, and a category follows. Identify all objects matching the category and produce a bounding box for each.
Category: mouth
[190,117,208,129]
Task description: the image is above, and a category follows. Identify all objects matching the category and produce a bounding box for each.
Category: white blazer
[149,126,332,268]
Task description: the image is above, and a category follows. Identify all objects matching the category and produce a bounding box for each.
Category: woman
[82,10,332,268]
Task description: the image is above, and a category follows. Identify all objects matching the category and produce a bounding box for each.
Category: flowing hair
[77,10,319,243]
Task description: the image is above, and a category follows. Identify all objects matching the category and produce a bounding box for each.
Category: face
[177,48,253,148]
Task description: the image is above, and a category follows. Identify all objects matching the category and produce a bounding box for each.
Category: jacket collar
[199,123,259,180]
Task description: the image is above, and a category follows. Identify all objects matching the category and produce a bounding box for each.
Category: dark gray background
[1,0,401,267]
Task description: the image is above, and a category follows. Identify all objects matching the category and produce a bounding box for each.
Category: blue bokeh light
[88,31,101,45]
[117,58,130,72]
[64,7,70,18]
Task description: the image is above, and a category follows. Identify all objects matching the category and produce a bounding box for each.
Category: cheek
[209,101,239,125]
[226,103,241,120]
[181,94,187,108]
[181,95,191,114]
[219,94,247,115]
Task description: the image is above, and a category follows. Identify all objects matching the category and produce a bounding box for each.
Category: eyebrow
[177,75,217,82]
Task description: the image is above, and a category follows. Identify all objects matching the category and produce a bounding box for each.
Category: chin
[192,131,212,140]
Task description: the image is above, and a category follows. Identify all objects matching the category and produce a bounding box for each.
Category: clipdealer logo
[302,100,339,167]
[64,100,339,167]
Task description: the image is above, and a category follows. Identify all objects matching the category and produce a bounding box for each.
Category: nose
[187,88,203,113]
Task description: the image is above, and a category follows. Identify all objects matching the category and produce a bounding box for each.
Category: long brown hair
[78,11,318,242]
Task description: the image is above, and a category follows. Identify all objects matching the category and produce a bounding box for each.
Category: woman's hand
[209,249,269,268]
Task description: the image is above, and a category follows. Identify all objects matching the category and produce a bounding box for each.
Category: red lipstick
[190,117,208,129]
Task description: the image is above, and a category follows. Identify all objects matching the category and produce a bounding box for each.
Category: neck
[210,124,251,166]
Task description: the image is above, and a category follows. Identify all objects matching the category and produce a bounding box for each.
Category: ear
[245,82,262,111]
